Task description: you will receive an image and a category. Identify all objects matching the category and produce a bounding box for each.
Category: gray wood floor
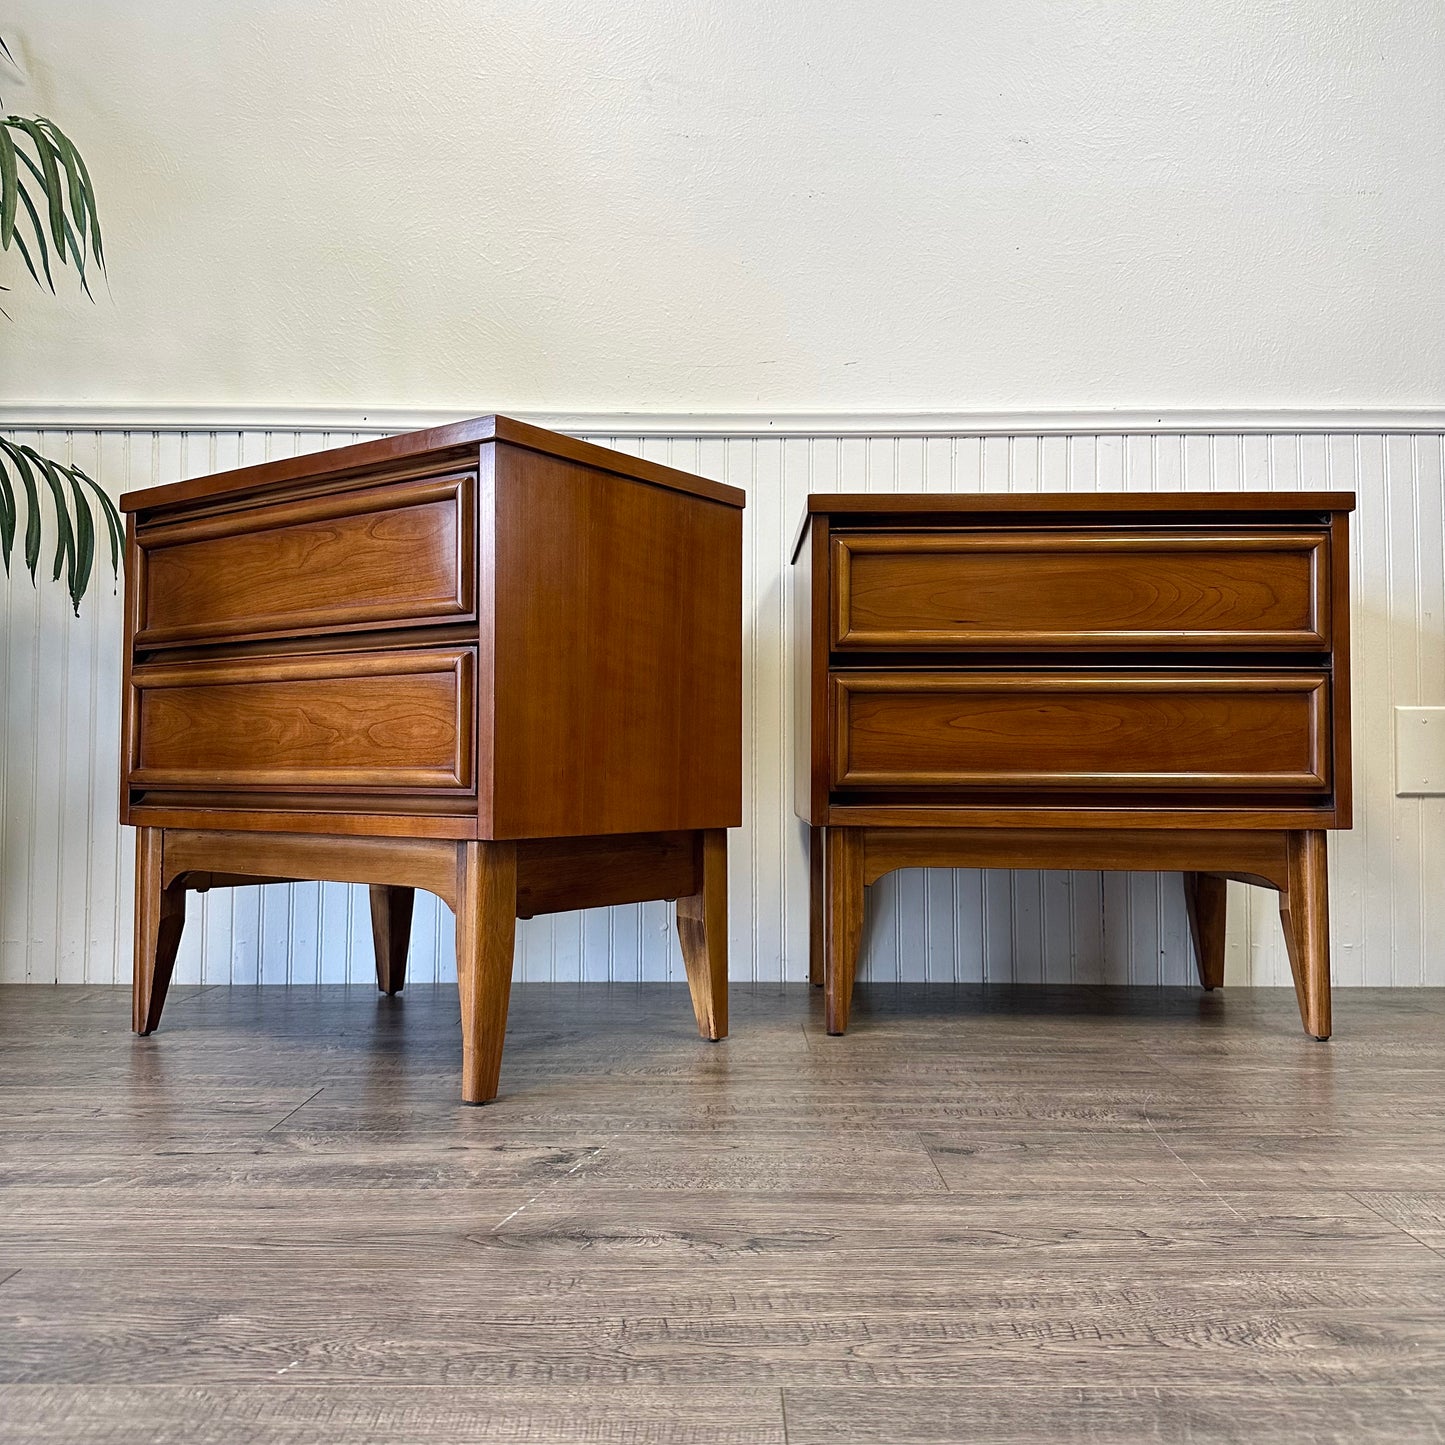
[3,982,1445,1444]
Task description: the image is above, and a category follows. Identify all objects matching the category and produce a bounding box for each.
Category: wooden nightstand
[121,417,744,1102]
[793,491,1354,1039]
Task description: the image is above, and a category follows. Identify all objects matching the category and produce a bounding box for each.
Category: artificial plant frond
[0,37,119,608]
[2,114,101,288]
[0,438,123,611]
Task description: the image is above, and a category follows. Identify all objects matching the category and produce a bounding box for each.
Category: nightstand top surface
[792,490,1355,561]
[121,414,745,514]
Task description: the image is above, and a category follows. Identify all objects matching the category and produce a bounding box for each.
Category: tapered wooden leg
[1279,830,1331,1040]
[133,827,188,1036]
[809,826,824,987]
[677,828,728,1040]
[824,827,866,1036]
[455,841,518,1104]
[1183,872,1228,991]
[369,884,414,995]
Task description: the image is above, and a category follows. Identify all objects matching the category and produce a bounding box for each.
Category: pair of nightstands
[120,419,1354,1100]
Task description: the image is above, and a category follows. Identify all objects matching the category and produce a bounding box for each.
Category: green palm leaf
[9,117,63,251]
[0,438,43,580]
[0,124,16,248]
[0,460,14,567]
[64,469,95,606]
[0,439,122,608]
[36,455,75,589]
[12,177,53,288]
[3,115,102,283]
[0,35,118,608]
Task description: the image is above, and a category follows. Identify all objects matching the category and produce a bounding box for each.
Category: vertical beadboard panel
[2,422,1442,990]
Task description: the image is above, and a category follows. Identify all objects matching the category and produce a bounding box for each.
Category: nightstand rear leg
[369,885,414,995]
[677,828,728,1040]
[1279,831,1331,1040]
[809,826,824,987]
[824,827,866,1035]
[1183,873,1228,991]
[455,842,518,1104]
[133,827,188,1036]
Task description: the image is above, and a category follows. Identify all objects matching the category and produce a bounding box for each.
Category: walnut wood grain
[795,516,833,825]
[832,529,1329,651]
[120,419,741,1099]
[791,489,1356,561]
[824,827,866,1036]
[831,671,1330,795]
[484,444,742,839]
[130,649,475,793]
[131,828,187,1036]
[1329,512,1354,828]
[135,474,474,647]
[456,841,518,1105]
[369,885,414,995]
[120,414,746,515]
[1183,873,1228,990]
[809,825,824,987]
[860,828,1289,888]
[676,828,729,1042]
[159,831,462,907]
[514,833,699,919]
[1281,829,1331,1039]
[796,491,1353,1041]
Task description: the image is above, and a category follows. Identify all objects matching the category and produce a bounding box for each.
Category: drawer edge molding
[134,472,476,647]
[829,670,1331,793]
[128,647,476,793]
[830,528,1331,651]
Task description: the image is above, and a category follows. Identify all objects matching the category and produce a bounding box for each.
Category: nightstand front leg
[133,827,188,1036]
[677,828,729,1041]
[1279,830,1331,1041]
[1184,873,1228,991]
[824,827,866,1035]
[369,885,414,996]
[455,842,518,1104]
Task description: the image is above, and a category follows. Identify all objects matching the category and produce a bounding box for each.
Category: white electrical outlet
[1396,707,1445,796]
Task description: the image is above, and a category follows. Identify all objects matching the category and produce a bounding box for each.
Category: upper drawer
[831,529,1330,651]
[134,473,475,646]
[128,647,474,793]
[831,670,1330,794]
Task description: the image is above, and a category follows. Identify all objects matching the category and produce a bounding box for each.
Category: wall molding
[2,404,1443,437]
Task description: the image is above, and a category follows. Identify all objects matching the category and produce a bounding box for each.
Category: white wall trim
[2,404,1443,437]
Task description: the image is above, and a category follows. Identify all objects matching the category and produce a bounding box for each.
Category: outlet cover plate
[1396,707,1445,796]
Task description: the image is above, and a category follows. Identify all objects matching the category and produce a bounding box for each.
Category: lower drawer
[830,670,1330,794]
[128,648,475,793]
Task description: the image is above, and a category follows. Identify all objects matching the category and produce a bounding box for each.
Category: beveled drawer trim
[129,648,475,792]
[830,670,1330,793]
[134,473,475,646]
[831,529,1330,651]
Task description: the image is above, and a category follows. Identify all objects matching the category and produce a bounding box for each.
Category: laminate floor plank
[0,1385,786,1444]
[2,983,1443,1442]
[0,1189,1420,1270]
[781,1384,1445,1445]
[5,1261,1445,1387]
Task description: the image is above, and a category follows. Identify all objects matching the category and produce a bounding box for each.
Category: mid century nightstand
[121,417,744,1101]
[793,491,1354,1039]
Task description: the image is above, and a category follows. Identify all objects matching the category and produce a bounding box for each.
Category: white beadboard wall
[2,422,1442,990]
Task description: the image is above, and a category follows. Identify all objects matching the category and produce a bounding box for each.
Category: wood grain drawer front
[129,649,474,792]
[831,671,1330,793]
[831,530,1330,651]
[135,474,475,645]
